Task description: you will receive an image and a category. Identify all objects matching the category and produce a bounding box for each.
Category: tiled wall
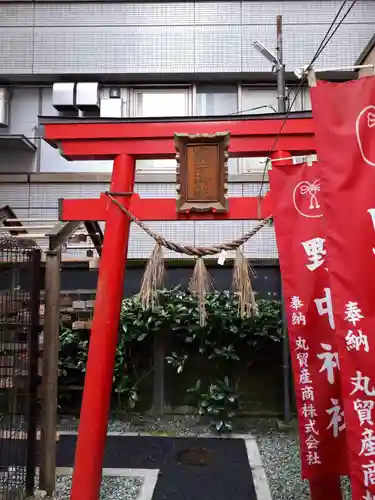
[0,1,373,75]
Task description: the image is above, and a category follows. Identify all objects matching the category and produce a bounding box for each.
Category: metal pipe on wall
[0,226,55,231]
[2,218,58,223]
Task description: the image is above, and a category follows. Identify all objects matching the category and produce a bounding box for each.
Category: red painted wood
[60,193,272,221]
[43,116,314,141]
[69,155,136,500]
[58,135,315,160]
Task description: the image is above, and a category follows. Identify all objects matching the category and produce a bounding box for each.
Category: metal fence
[0,236,41,500]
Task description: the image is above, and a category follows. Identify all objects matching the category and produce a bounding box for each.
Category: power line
[229,104,277,115]
[312,0,357,65]
[257,0,358,199]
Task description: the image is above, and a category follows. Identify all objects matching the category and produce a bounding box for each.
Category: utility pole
[276,15,287,113]
[252,16,292,425]
[276,15,292,425]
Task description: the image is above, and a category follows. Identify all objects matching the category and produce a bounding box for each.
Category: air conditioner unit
[76,82,100,111]
[52,82,76,111]
[240,158,267,174]
[52,83,76,111]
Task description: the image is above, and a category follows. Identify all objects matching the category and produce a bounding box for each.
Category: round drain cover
[176,447,215,466]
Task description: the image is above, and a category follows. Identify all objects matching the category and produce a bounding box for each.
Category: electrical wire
[257,0,358,199]
[311,0,357,65]
[229,104,278,115]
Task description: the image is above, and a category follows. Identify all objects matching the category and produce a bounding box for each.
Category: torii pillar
[70,154,136,500]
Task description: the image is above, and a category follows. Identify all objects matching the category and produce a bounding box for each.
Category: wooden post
[39,250,61,496]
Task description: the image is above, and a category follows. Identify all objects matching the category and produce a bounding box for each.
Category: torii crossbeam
[41,112,315,500]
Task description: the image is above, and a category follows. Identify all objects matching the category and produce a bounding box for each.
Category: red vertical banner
[269,162,348,481]
[310,76,375,500]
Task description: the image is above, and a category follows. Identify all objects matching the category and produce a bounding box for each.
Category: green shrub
[59,288,283,430]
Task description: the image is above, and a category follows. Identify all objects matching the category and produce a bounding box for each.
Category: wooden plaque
[174,132,230,213]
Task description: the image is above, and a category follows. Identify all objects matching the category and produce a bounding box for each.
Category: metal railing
[0,236,41,500]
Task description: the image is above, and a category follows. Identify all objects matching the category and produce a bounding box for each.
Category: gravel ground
[4,467,143,500]
[57,414,352,500]
[253,420,351,500]
[53,475,143,500]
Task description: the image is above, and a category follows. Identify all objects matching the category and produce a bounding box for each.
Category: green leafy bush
[59,288,283,430]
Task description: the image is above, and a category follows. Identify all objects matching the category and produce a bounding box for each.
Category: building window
[237,87,275,174]
[241,86,311,114]
[131,87,191,173]
[238,86,311,174]
[194,85,239,173]
[301,87,312,111]
[195,85,238,116]
[241,87,278,115]
[132,88,191,117]
[241,86,312,114]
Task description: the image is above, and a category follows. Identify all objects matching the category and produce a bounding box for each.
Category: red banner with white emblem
[310,76,375,500]
[269,161,348,479]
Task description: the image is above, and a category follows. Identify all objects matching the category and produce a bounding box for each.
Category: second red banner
[269,161,348,479]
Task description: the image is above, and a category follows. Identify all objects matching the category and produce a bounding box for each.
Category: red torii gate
[41,113,315,500]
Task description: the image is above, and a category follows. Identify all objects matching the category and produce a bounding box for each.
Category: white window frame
[238,86,276,174]
[193,84,240,116]
[128,86,193,173]
[241,84,310,114]
[129,86,193,118]
[240,85,278,115]
[238,85,311,174]
[301,86,312,111]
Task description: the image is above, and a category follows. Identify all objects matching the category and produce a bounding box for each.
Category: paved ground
[57,415,351,499]
[56,434,258,500]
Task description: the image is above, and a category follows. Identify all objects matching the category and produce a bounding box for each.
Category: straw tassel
[139,243,165,310]
[189,257,214,326]
[232,247,258,318]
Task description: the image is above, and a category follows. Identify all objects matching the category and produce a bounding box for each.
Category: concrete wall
[0,1,373,78]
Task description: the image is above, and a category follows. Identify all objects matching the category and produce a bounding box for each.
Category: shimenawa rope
[106,192,272,324]
[106,193,272,256]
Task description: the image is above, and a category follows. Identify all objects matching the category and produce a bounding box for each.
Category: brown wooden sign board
[174,132,230,213]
